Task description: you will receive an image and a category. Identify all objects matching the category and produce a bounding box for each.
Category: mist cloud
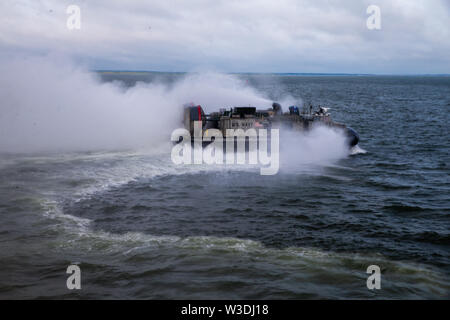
[0,56,271,153]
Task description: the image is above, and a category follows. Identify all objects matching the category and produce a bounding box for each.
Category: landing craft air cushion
[180,102,360,149]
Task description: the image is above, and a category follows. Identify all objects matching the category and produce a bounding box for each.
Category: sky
[0,0,449,74]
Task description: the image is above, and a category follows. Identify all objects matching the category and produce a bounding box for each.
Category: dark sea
[0,73,449,299]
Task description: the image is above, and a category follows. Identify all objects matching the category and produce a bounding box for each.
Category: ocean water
[0,72,448,299]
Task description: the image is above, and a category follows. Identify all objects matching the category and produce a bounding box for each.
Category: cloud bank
[0,0,449,73]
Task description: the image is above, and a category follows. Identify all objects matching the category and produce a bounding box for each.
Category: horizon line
[94,70,450,76]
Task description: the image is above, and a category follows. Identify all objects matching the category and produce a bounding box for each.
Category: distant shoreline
[96,70,450,77]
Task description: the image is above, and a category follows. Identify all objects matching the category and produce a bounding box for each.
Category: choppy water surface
[0,73,448,299]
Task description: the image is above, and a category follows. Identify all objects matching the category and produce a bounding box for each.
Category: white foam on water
[36,192,449,297]
[350,145,367,155]
[44,200,449,290]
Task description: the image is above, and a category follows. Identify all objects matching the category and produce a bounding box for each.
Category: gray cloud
[0,0,449,73]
